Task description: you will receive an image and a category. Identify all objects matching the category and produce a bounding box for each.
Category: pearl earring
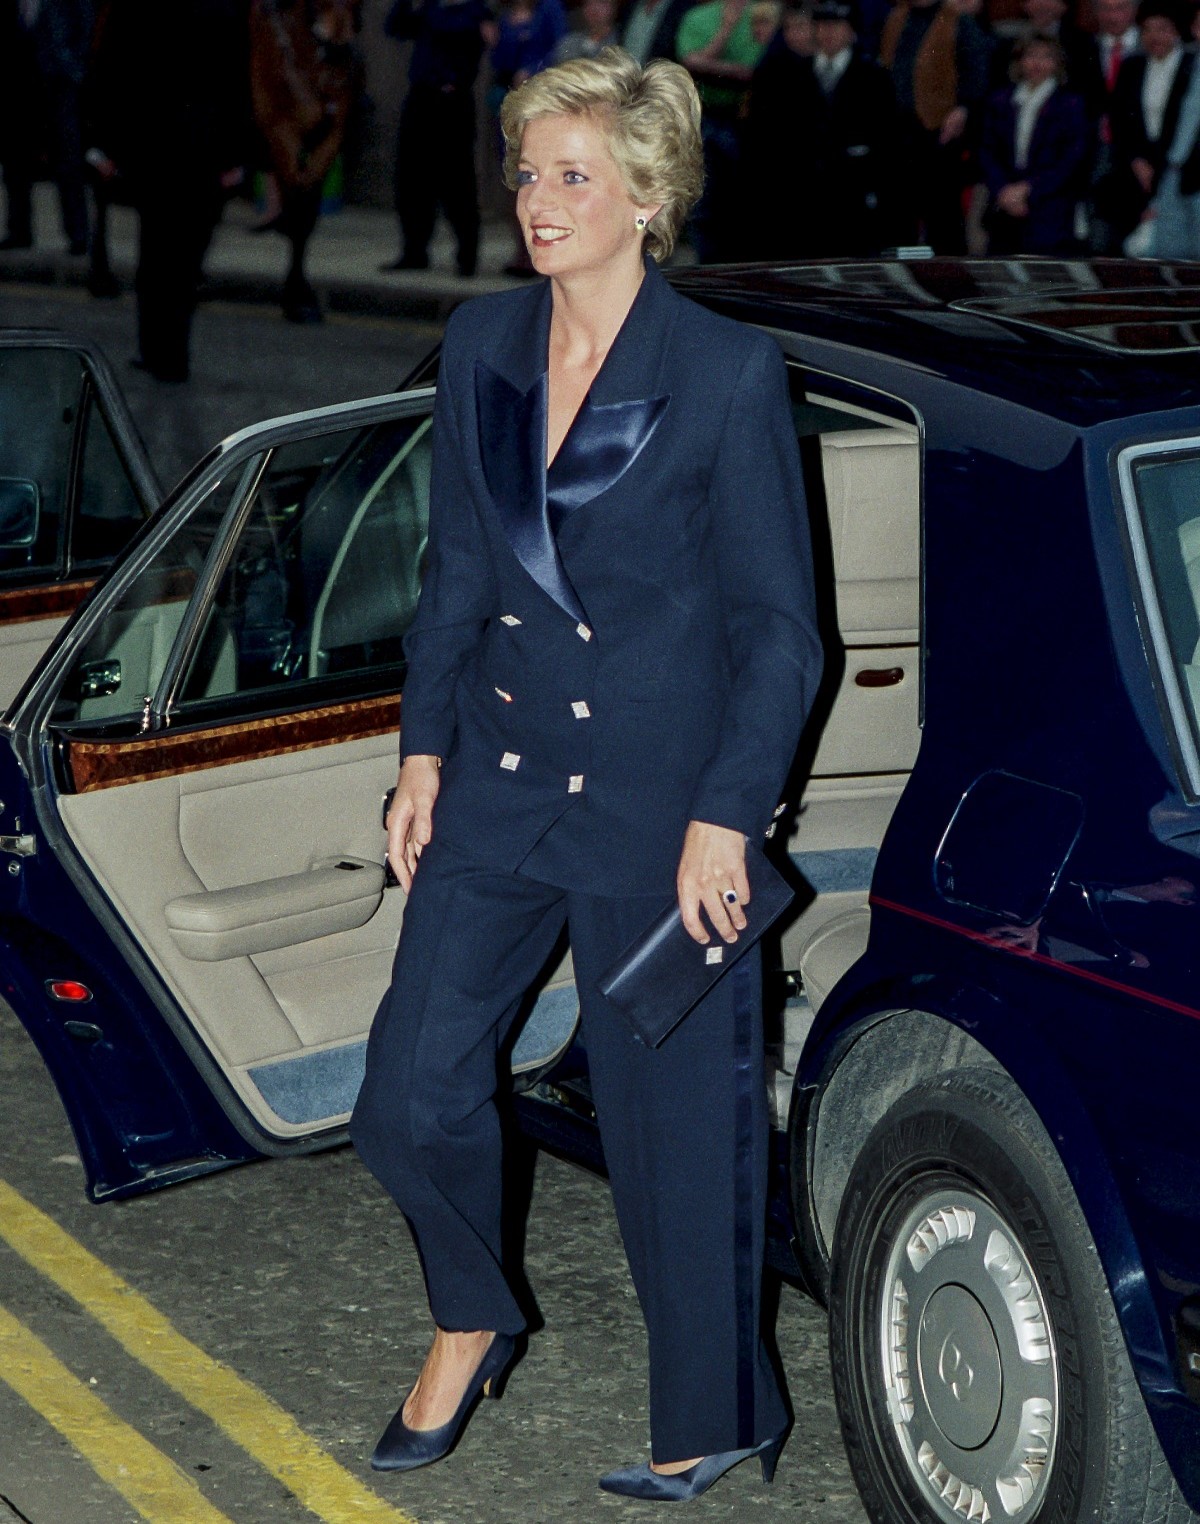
[635,216,647,230]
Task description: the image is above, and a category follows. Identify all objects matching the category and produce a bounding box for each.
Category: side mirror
[0,478,40,551]
[935,771,1084,925]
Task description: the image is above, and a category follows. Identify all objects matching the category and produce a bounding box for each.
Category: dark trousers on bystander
[134,181,225,381]
[393,84,480,276]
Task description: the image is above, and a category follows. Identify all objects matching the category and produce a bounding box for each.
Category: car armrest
[165,860,386,961]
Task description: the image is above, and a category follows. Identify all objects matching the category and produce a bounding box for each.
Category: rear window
[1121,445,1200,794]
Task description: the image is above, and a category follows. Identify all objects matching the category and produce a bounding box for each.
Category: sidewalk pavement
[1,186,526,323]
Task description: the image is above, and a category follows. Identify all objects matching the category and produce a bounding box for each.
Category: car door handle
[855,667,905,688]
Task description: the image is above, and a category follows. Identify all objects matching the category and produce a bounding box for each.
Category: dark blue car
[4,257,1200,1524]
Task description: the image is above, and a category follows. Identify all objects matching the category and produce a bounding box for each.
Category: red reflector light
[47,980,92,1003]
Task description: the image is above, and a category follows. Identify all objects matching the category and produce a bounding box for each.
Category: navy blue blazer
[399,259,823,897]
[980,85,1090,254]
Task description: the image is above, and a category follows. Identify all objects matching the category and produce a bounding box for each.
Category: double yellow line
[0,1179,417,1524]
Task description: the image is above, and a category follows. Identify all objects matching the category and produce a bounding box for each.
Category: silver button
[571,701,591,719]
[495,687,513,702]
[576,623,592,641]
[501,614,522,626]
[568,774,584,793]
[706,946,725,965]
[500,752,521,771]
[773,802,787,818]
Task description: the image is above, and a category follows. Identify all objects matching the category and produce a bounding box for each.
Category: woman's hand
[677,821,750,945]
[387,755,441,893]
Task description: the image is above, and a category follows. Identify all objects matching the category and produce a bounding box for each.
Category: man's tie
[1106,38,1124,94]
[1101,38,1123,144]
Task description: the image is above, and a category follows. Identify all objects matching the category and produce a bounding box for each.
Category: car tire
[828,1067,1197,1524]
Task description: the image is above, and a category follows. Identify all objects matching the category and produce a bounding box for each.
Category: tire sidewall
[829,1075,1102,1524]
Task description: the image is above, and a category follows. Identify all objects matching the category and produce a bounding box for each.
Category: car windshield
[1125,448,1200,793]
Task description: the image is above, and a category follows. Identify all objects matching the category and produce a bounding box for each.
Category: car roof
[669,257,1200,427]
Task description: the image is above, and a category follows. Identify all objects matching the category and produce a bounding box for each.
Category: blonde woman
[351,46,822,1502]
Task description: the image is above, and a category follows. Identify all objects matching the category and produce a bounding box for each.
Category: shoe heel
[759,1434,786,1485]
[481,1333,518,1400]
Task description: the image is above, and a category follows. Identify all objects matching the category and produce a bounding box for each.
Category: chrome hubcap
[878,1188,1059,1523]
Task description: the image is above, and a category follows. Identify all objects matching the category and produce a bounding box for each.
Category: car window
[174,413,431,711]
[1123,447,1200,794]
[72,393,150,568]
[52,473,242,725]
[0,347,85,577]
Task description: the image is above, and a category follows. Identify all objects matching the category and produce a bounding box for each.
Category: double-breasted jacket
[399,259,823,898]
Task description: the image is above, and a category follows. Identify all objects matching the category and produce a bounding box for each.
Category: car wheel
[828,1067,1197,1524]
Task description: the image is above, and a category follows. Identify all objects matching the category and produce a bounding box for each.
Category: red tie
[1106,38,1123,93]
[1100,39,1122,142]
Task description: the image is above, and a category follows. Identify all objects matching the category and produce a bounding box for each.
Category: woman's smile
[517,111,650,275]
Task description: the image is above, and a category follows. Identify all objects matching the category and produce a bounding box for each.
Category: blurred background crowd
[2,0,1198,379]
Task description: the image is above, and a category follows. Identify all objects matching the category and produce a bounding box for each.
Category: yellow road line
[0,1180,418,1524]
[0,1303,235,1524]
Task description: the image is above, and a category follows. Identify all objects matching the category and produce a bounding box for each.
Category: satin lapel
[475,360,589,625]
[550,259,678,535]
[546,393,670,534]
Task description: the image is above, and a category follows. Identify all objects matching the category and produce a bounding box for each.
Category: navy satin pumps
[597,1430,787,1501]
[369,1332,518,1473]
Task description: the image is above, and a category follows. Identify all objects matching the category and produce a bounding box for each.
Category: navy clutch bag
[597,850,794,1047]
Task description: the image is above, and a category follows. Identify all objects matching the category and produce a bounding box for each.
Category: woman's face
[516,112,655,279]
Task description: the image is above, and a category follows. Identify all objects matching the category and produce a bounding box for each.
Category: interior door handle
[855,667,905,688]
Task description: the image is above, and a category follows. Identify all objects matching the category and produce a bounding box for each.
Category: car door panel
[57,731,405,1137]
[0,612,74,709]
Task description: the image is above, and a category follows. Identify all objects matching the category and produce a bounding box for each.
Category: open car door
[0,332,158,709]
[0,388,581,1200]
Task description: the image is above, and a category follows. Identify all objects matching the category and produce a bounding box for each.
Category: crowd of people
[4,0,1200,377]
[379,0,1200,264]
[0,0,358,379]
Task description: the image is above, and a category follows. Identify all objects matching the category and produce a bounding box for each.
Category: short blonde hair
[499,48,703,262]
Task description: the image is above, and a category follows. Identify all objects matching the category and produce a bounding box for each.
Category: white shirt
[1012,77,1057,170]
[1143,46,1184,142]
[1099,25,1140,83]
[814,46,853,94]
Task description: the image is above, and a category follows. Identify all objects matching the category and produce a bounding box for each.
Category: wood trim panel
[0,579,96,626]
[66,692,400,793]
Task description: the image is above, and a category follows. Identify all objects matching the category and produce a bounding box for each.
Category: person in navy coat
[349,46,822,1503]
[980,33,1090,253]
[1097,0,1193,244]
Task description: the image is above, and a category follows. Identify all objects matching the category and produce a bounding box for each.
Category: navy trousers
[350,837,787,1463]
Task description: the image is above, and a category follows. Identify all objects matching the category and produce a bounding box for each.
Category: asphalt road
[0,281,870,1524]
